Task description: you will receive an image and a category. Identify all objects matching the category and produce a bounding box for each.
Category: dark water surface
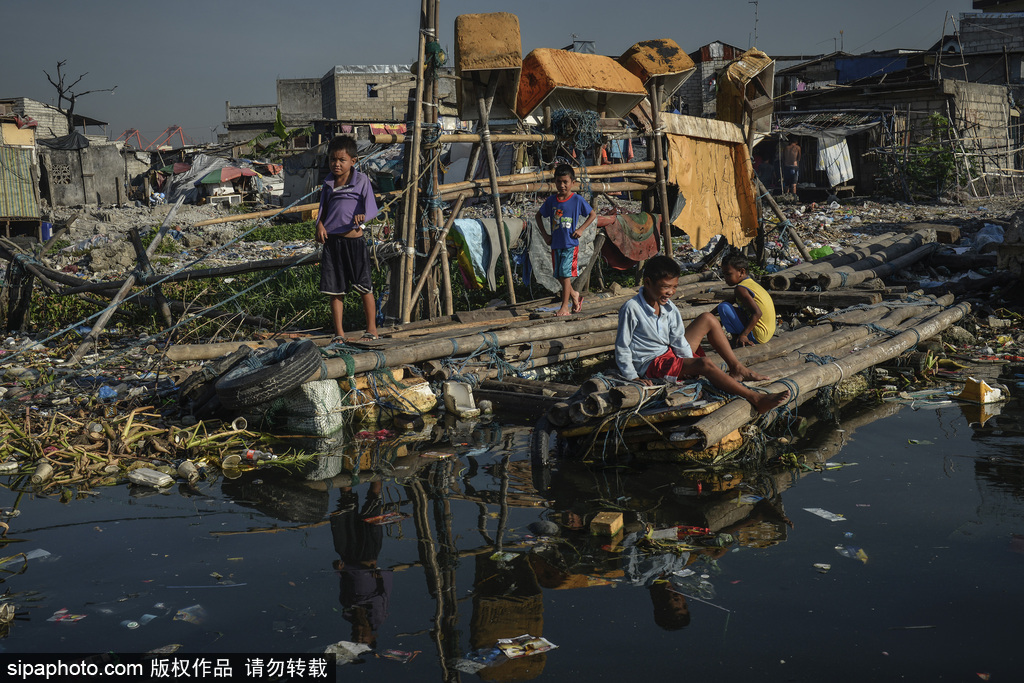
[1,397,1023,681]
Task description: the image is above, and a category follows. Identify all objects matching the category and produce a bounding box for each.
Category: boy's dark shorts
[320,234,372,296]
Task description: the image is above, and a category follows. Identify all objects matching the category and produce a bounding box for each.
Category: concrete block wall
[225,103,276,125]
[7,98,70,139]
[323,73,414,122]
[277,78,321,125]
[960,14,1024,54]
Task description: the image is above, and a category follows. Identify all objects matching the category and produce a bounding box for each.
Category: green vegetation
[881,113,968,200]
[241,220,316,243]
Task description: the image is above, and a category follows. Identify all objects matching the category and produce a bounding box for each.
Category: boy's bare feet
[752,390,790,415]
[729,365,769,382]
[554,307,571,317]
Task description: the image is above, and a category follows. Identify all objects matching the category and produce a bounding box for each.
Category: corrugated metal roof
[0,146,38,219]
[774,111,881,128]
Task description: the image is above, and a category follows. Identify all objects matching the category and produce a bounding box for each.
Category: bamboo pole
[192,203,319,227]
[756,176,812,262]
[648,82,673,256]
[681,301,970,450]
[372,133,557,145]
[476,75,516,306]
[69,197,184,363]
[127,227,173,328]
[442,179,651,200]
[438,160,662,195]
[408,193,466,312]
[399,5,430,323]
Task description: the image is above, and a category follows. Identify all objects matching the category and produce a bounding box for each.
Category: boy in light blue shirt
[615,256,789,415]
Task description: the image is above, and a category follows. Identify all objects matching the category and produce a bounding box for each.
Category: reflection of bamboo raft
[471,554,546,681]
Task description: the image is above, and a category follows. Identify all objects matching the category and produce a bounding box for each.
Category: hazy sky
[1,0,972,144]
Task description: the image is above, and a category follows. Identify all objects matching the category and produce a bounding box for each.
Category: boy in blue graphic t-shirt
[535,164,597,316]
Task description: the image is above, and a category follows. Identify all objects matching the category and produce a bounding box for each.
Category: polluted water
[0,397,1022,682]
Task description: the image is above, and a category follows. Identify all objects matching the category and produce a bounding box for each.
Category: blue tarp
[836,57,908,84]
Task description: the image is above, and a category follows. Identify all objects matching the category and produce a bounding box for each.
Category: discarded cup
[31,462,54,486]
[177,460,200,486]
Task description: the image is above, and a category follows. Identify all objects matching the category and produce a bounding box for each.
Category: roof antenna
[749,0,760,47]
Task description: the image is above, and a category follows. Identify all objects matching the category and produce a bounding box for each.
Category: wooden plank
[661,113,746,144]
[454,309,514,324]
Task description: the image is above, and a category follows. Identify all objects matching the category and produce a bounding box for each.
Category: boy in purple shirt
[535,164,597,316]
[317,136,379,342]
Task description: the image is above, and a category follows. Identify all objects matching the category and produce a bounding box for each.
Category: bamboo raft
[159,222,969,464]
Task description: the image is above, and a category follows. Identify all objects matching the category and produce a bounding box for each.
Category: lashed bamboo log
[787,231,931,290]
[767,232,900,290]
[438,161,663,196]
[817,242,940,290]
[681,301,970,450]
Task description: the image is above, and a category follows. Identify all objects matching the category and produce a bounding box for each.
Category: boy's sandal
[358,333,380,341]
[330,335,347,344]
[573,297,584,314]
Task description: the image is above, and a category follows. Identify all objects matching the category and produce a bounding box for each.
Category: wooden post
[127,227,174,328]
[648,81,673,256]
[399,0,430,323]
[755,176,812,262]
[476,75,517,305]
[69,197,183,363]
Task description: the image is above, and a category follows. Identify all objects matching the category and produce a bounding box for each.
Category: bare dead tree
[43,60,117,132]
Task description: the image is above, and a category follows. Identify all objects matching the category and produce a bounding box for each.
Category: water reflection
[6,397,1024,677]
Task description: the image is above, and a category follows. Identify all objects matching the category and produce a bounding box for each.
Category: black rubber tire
[215,340,322,410]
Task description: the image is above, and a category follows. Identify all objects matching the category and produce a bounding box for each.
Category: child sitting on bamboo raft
[716,252,777,348]
[614,255,789,415]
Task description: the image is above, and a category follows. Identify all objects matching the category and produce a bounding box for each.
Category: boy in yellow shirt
[717,254,776,348]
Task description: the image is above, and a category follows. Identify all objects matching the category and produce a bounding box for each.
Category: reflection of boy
[614,255,789,415]
[717,253,776,347]
[331,482,391,648]
[535,164,597,317]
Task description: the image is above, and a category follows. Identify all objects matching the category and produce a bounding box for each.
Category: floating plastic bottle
[128,468,173,488]
[243,449,276,463]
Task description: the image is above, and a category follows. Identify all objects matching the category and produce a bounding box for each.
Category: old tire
[215,340,322,410]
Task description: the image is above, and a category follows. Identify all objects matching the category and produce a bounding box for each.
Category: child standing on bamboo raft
[316,135,379,343]
[614,255,789,415]
[535,164,597,316]
[716,253,776,348]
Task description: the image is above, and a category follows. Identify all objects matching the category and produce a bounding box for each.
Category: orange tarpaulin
[667,134,759,250]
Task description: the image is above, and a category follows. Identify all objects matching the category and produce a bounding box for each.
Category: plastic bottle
[243,449,276,463]
[128,468,173,488]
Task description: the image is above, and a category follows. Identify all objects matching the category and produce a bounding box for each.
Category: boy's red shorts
[644,346,704,380]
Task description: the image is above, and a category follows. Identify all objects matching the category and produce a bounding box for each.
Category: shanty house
[675,41,745,117]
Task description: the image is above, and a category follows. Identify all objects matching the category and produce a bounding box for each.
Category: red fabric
[645,347,699,379]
